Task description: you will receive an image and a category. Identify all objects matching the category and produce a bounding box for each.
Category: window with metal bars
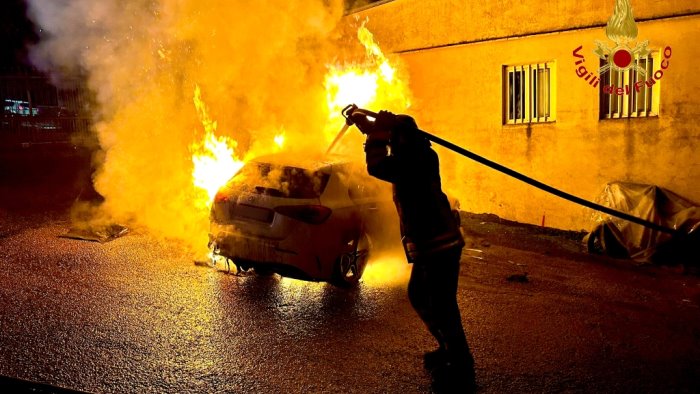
[504,62,555,124]
[599,52,658,119]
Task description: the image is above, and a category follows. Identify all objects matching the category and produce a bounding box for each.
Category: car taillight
[274,205,332,225]
[214,191,229,203]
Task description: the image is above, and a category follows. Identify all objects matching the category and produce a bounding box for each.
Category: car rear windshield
[231,162,330,199]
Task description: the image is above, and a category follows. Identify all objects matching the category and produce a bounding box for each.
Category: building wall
[346,0,699,54]
[348,1,700,231]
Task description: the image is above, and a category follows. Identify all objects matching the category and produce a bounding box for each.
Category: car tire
[331,231,371,288]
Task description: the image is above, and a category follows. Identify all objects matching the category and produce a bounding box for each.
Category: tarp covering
[585,182,700,264]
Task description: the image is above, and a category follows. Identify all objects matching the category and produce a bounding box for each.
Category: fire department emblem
[594,0,650,76]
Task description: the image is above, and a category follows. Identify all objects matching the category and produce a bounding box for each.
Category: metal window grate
[600,53,657,119]
[504,62,554,124]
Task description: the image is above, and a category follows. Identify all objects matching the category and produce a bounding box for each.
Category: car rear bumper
[209,225,328,280]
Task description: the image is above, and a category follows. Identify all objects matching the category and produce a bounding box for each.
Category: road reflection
[211,268,406,341]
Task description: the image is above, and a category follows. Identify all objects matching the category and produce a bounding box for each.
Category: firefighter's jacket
[363,116,464,262]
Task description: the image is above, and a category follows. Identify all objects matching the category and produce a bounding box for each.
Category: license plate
[233,203,274,223]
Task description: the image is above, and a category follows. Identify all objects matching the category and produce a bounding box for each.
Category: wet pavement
[0,211,432,393]
[1,209,698,393]
[1,148,699,393]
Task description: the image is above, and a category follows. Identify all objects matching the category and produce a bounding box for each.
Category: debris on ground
[194,260,212,267]
[506,273,529,283]
[58,192,126,243]
[507,260,527,267]
[194,257,248,275]
[464,248,486,262]
[60,224,128,243]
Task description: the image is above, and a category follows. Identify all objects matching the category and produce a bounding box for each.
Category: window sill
[599,114,659,121]
[503,120,557,127]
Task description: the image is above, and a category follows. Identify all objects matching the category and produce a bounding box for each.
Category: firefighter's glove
[365,110,397,145]
[374,110,400,131]
[349,112,374,135]
[350,109,398,137]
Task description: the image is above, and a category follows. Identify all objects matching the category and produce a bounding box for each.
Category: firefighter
[351,110,476,392]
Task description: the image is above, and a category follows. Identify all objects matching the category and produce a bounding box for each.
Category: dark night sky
[0,0,38,70]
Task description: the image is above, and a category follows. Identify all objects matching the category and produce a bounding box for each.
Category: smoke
[26,0,345,249]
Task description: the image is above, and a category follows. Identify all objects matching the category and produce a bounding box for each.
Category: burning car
[208,153,398,286]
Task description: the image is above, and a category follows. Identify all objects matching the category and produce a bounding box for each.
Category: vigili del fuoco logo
[572,0,672,96]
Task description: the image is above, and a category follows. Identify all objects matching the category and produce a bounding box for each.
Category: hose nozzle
[341,104,380,134]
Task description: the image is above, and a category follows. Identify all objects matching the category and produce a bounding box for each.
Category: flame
[274,133,285,149]
[189,22,410,211]
[324,21,411,134]
[605,0,638,44]
[191,84,244,207]
[357,24,395,83]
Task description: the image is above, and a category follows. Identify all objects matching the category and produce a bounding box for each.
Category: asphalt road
[1,146,699,393]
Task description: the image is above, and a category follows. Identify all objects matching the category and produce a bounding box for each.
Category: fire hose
[333,104,678,235]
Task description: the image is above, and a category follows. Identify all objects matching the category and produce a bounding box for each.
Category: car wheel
[332,231,371,287]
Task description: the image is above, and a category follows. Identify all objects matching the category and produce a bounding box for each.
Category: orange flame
[191,84,244,208]
[324,21,411,135]
[190,22,411,210]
